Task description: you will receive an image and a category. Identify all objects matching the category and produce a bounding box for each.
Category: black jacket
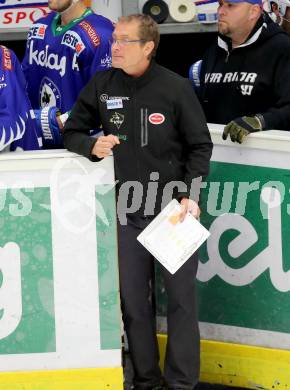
[63,61,212,215]
[199,14,290,129]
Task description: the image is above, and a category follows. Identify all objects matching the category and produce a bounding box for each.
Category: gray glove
[222,115,263,144]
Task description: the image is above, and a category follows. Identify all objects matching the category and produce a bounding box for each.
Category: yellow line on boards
[2,338,290,390]
[0,367,123,390]
[158,334,290,390]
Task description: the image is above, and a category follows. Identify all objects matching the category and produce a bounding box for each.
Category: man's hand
[179,198,200,222]
[222,116,263,144]
[92,134,120,158]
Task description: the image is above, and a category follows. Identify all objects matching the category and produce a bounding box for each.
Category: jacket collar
[120,60,157,87]
[218,15,266,52]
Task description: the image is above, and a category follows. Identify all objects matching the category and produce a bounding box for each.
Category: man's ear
[250,4,262,19]
[144,41,154,57]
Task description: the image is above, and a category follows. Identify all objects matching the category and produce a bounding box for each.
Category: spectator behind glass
[189,0,290,143]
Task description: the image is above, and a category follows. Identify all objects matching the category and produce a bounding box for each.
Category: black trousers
[118,217,200,390]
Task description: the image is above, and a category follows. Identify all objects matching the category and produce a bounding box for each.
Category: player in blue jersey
[22,0,114,148]
[0,46,41,152]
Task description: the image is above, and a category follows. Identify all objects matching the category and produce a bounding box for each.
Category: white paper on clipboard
[137,199,210,274]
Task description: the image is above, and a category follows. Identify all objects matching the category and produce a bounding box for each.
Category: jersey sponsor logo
[100,53,111,69]
[39,77,61,108]
[28,40,66,77]
[79,20,100,47]
[71,52,80,72]
[61,31,85,56]
[110,112,124,129]
[149,113,165,125]
[1,46,12,71]
[28,23,47,40]
[205,71,258,96]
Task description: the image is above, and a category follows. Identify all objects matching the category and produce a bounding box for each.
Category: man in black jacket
[189,0,290,143]
[63,14,212,390]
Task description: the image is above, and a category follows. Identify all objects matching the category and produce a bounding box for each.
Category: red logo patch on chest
[148,113,165,125]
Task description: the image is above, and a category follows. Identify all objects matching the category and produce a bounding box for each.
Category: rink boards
[1,127,290,389]
[157,126,290,389]
[0,151,122,390]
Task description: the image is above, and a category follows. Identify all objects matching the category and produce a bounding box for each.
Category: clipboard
[137,199,210,274]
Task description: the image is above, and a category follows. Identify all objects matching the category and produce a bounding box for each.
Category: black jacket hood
[218,12,287,52]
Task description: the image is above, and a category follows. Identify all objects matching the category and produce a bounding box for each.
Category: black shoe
[132,385,164,390]
[167,387,192,390]
[166,387,189,390]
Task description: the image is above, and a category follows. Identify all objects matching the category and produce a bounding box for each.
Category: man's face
[218,0,255,37]
[271,3,283,23]
[282,7,290,35]
[48,0,72,12]
[111,20,152,75]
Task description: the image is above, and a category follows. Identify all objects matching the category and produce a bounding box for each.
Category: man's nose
[217,4,225,15]
[112,44,119,53]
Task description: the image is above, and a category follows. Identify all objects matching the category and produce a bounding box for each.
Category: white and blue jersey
[22,9,114,113]
[0,46,40,152]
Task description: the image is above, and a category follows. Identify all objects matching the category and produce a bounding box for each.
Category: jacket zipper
[225,51,230,63]
[141,108,148,147]
[131,84,143,183]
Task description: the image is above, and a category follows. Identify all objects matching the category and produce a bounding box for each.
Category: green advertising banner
[0,187,55,354]
[95,185,121,351]
[0,153,122,374]
[157,158,290,342]
[198,161,290,334]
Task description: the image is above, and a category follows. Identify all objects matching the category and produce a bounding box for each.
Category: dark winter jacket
[199,13,290,130]
[63,61,212,215]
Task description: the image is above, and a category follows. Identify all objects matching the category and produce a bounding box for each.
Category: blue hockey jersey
[22,9,114,113]
[0,46,41,152]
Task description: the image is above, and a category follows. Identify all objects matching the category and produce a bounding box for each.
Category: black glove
[222,115,263,144]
